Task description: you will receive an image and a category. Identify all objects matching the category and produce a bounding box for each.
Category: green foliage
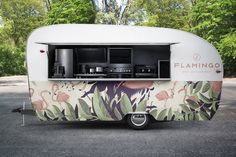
[0,0,44,76]
[46,0,96,24]
[189,0,235,44]
[78,98,93,119]
[120,93,133,114]
[189,0,236,76]
[0,0,45,46]
[93,87,112,120]
[95,0,146,25]
[65,102,77,120]
[218,30,236,76]
[152,81,221,121]
[0,45,26,76]
[141,0,191,30]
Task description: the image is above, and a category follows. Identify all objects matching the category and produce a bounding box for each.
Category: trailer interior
[47,45,171,80]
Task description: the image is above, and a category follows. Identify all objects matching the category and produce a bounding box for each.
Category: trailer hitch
[12,102,35,126]
[12,107,35,116]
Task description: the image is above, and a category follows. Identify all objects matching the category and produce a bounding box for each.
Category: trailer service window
[47,45,171,80]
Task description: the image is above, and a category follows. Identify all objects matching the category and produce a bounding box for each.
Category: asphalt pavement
[0,76,235,157]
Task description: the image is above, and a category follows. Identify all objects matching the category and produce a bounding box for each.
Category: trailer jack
[12,107,35,115]
[12,102,35,126]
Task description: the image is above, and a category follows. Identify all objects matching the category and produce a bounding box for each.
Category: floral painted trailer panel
[27,24,223,122]
[30,81,222,121]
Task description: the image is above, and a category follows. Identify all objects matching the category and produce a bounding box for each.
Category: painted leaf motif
[193,94,199,101]
[194,82,203,93]
[78,99,93,120]
[199,111,209,120]
[202,82,210,93]
[189,112,194,120]
[120,93,133,115]
[45,109,56,120]
[93,87,112,120]
[180,104,191,113]
[93,87,105,119]
[109,97,116,108]
[194,112,200,120]
[114,107,122,120]
[167,108,172,120]
[52,105,64,119]
[184,113,188,120]
[199,93,211,104]
[173,111,184,121]
[149,109,158,118]
[65,102,76,121]
[36,110,47,121]
[136,99,147,112]
[157,109,167,120]
[212,91,219,99]
[75,104,79,119]
[186,99,199,110]
[189,83,194,94]
[208,88,213,98]
[212,101,217,111]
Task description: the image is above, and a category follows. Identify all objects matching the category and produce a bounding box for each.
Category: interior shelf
[48,45,171,80]
[48,78,171,81]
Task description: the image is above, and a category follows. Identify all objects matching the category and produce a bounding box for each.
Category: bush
[218,30,236,77]
[0,45,26,76]
[46,0,96,24]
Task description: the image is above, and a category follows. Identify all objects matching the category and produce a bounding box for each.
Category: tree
[217,30,236,76]
[46,0,96,24]
[0,20,13,46]
[189,0,236,76]
[0,0,45,46]
[189,0,235,45]
[141,0,191,30]
[0,45,26,76]
[94,0,146,25]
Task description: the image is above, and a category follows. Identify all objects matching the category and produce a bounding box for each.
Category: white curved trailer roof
[27,24,223,81]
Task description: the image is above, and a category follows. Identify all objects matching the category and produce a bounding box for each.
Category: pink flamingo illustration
[155,82,177,107]
[178,84,198,104]
[32,90,50,111]
[178,85,188,104]
[29,88,34,97]
[52,84,70,108]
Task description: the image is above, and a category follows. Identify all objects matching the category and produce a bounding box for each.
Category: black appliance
[52,62,65,78]
[52,49,73,78]
[158,60,170,78]
[108,48,133,78]
[77,48,106,63]
[108,64,132,73]
[108,48,132,64]
[95,66,104,73]
[108,64,133,78]
[135,65,157,78]
[78,64,106,74]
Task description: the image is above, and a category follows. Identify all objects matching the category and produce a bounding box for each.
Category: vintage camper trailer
[26,24,223,129]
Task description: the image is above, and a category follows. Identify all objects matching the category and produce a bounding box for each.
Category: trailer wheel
[127,113,149,130]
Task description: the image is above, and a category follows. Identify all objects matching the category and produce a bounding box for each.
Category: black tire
[127,113,149,130]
